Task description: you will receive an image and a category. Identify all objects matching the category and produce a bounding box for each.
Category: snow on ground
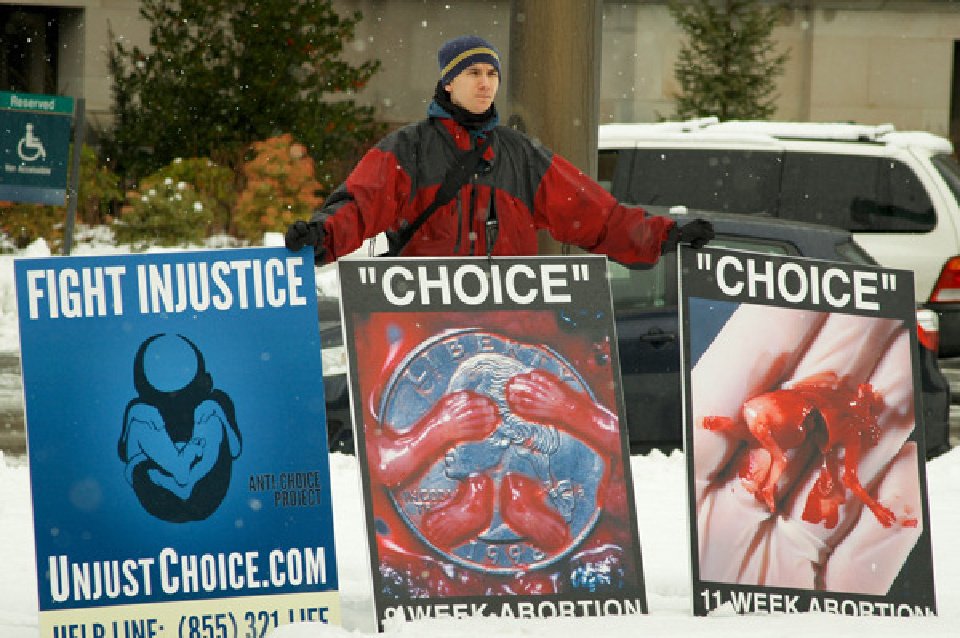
[2,448,959,637]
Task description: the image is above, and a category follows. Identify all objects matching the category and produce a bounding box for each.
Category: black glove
[284,220,326,259]
[661,219,715,254]
[679,218,715,248]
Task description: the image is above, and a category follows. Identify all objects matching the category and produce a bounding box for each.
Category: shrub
[140,157,235,233]
[0,144,122,250]
[113,167,216,249]
[77,144,124,224]
[669,0,789,120]
[0,204,64,251]
[102,0,381,183]
[232,134,325,241]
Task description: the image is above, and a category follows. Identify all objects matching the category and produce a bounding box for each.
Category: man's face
[445,62,499,115]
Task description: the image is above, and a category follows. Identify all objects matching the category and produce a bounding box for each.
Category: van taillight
[929,256,960,302]
[916,308,940,353]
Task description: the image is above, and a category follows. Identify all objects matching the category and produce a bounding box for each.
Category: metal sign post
[62,98,85,255]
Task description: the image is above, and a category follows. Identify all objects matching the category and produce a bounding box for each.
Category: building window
[1,6,60,95]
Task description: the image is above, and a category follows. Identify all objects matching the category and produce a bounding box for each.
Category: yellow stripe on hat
[441,47,500,78]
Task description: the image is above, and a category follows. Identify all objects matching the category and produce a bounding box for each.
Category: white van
[598,118,960,357]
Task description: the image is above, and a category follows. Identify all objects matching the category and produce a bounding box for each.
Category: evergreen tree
[102,0,381,181]
[669,0,789,120]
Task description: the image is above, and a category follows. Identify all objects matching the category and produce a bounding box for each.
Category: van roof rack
[598,118,953,153]
[706,120,896,143]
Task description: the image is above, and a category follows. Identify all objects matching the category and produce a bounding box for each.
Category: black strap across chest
[384,131,492,257]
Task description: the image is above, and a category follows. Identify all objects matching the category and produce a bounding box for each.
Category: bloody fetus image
[692,305,924,594]
[703,371,914,530]
[354,311,639,599]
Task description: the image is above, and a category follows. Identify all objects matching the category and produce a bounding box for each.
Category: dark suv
[319,211,951,459]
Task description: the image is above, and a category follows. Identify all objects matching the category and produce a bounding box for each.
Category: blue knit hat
[438,35,501,85]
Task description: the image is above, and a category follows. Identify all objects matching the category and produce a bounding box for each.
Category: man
[285,34,713,262]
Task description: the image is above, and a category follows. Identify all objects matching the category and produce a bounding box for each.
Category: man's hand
[661,218,715,254]
[284,220,326,259]
[679,218,715,248]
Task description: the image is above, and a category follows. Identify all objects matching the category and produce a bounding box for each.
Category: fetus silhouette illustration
[118,334,241,522]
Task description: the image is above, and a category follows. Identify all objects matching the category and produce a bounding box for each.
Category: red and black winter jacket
[311,117,674,264]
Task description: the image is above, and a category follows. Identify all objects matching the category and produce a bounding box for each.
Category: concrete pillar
[507,0,602,255]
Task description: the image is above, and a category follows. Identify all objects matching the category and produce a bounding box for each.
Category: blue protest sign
[14,246,340,637]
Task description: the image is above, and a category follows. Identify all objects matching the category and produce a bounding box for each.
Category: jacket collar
[428,82,499,142]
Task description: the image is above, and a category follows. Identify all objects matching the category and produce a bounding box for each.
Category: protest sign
[15,247,341,637]
[681,246,936,617]
[338,256,647,629]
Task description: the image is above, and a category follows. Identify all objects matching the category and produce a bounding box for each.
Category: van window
[779,153,935,232]
[835,239,877,266]
[932,153,960,206]
[617,149,782,214]
[608,260,672,311]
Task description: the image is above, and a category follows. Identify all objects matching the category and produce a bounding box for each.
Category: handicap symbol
[17,123,47,162]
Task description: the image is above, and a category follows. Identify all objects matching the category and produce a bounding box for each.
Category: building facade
[2,0,959,145]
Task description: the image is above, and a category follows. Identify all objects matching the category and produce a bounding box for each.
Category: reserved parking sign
[0,91,74,205]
